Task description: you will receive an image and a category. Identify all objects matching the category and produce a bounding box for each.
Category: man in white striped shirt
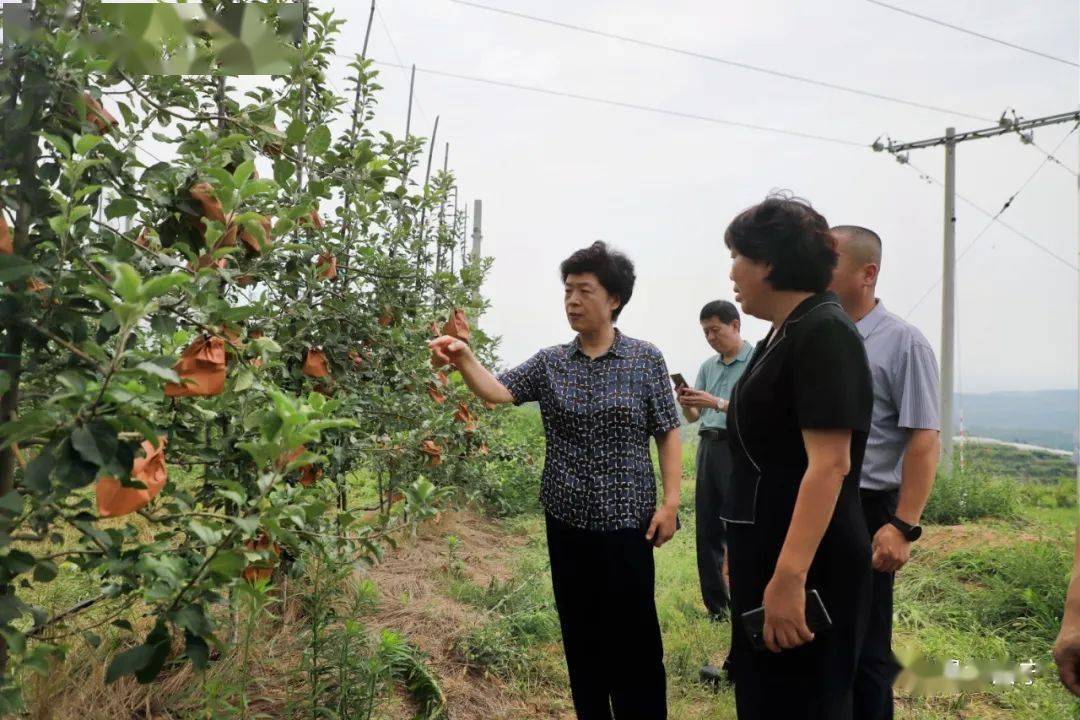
[829,225,942,720]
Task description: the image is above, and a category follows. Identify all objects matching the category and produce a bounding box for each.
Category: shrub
[452,623,527,679]
[923,469,1019,524]
[1019,478,1078,510]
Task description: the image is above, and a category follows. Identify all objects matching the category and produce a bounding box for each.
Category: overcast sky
[158,1,1080,393]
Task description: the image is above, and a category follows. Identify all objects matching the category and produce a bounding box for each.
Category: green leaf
[70,205,92,224]
[4,550,36,576]
[205,168,235,191]
[74,184,103,202]
[273,159,295,185]
[139,272,191,300]
[134,622,171,684]
[233,515,261,535]
[273,218,295,236]
[40,132,72,159]
[285,118,306,144]
[251,337,281,355]
[208,549,245,578]
[74,134,103,155]
[231,160,255,186]
[22,447,55,494]
[0,256,36,283]
[306,125,332,156]
[184,633,210,670]
[105,644,155,684]
[32,560,58,583]
[239,179,276,200]
[47,215,69,238]
[105,197,139,220]
[188,521,222,546]
[0,593,27,624]
[134,361,180,384]
[233,368,255,392]
[110,263,142,303]
[0,491,24,516]
[170,604,213,638]
[70,426,105,467]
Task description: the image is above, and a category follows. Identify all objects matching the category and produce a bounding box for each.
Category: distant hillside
[958,441,1076,483]
[957,390,1078,453]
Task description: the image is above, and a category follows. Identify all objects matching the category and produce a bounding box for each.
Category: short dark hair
[560,241,636,321]
[700,300,740,325]
[723,191,837,293]
[831,225,883,267]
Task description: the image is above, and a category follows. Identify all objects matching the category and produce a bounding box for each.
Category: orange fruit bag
[96,437,168,517]
[164,335,227,397]
[317,252,337,280]
[298,464,323,486]
[454,402,478,432]
[302,347,330,378]
[0,208,11,255]
[442,309,471,343]
[81,92,118,134]
[188,183,238,248]
[420,440,442,467]
[299,209,325,230]
[242,533,281,583]
[134,227,151,248]
[275,445,322,487]
[427,383,446,405]
[239,215,272,255]
[189,183,227,225]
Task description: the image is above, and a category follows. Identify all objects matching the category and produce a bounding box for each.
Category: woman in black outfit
[721,194,874,719]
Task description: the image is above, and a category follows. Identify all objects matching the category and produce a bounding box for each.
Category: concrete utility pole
[876,109,1080,476]
[471,198,483,263]
[940,128,956,470]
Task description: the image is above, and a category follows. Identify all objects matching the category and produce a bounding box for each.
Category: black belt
[699,428,728,441]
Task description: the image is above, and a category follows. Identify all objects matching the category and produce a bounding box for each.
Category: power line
[374,5,431,124]
[449,0,994,123]
[368,59,868,148]
[865,0,1079,68]
[1026,137,1080,178]
[1000,106,1080,177]
[902,123,1080,318]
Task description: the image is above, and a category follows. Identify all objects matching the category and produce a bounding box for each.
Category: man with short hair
[678,300,752,681]
[829,225,942,720]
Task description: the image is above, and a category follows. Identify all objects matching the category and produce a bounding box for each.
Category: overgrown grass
[922,469,1020,524]
[444,533,562,690]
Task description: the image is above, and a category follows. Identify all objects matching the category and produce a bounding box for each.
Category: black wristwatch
[887,516,922,542]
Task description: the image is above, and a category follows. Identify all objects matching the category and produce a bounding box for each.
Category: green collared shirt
[693,341,753,430]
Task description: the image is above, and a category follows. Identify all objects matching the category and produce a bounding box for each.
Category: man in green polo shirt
[677,300,753,683]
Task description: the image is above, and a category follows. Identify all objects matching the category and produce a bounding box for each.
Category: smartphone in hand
[670,373,689,390]
[740,589,833,651]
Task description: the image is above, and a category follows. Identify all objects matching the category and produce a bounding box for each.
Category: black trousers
[545,513,667,720]
[855,489,902,720]
[695,435,732,614]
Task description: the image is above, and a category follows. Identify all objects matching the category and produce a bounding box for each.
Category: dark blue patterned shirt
[497,329,682,531]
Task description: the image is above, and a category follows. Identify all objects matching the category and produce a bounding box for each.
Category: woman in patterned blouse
[430,241,683,720]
